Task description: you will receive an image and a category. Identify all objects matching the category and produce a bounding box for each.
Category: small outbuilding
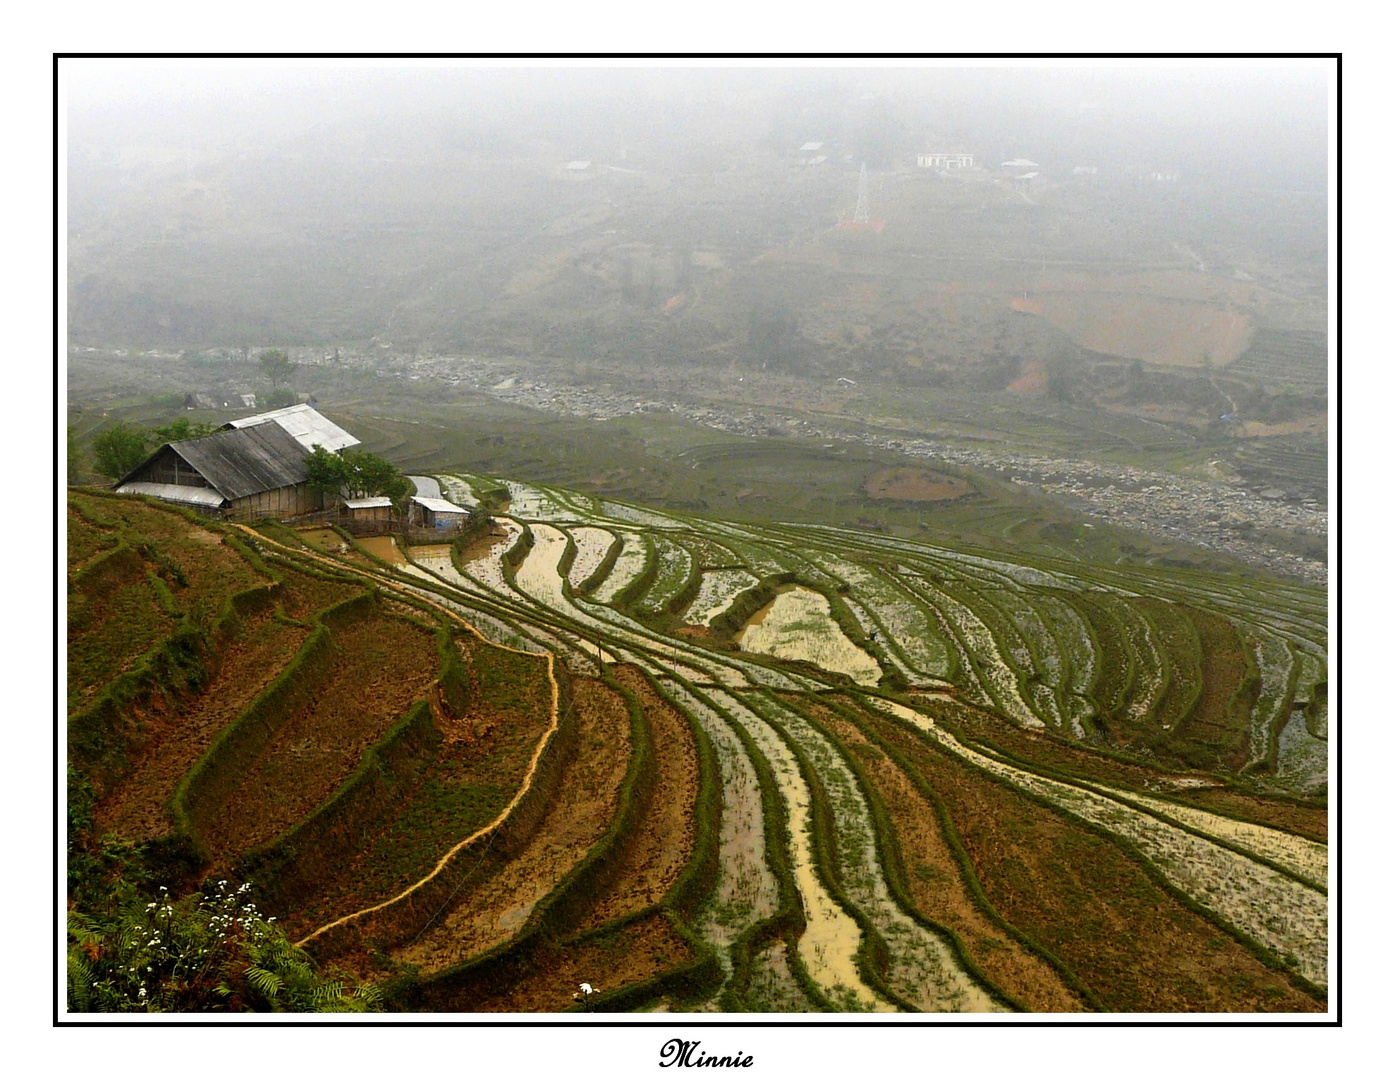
[342,496,394,524]
[409,495,470,530]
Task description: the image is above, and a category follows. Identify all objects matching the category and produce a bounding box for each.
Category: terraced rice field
[735,587,882,686]
[68,477,1329,1013]
[687,568,761,627]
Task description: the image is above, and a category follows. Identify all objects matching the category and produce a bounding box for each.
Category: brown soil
[929,698,1325,841]
[574,666,700,930]
[806,700,1084,1012]
[357,535,407,566]
[68,505,117,570]
[282,642,557,937]
[1033,289,1253,367]
[864,467,973,503]
[866,709,1320,1012]
[68,573,175,715]
[1006,361,1048,396]
[94,608,310,841]
[1160,606,1257,770]
[274,566,366,622]
[458,522,511,563]
[419,911,695,1012]
[201,612,440,862]
[383,677,633,977]
[100,497,266,622]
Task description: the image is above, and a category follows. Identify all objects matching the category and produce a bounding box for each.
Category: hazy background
[66,64,1327,351]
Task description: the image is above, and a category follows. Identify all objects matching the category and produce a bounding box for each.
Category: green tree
[304,446,409,501]
[67,881,380,1013]
[304,444,350,498]
[67,425,83,484]
[341,449,411,500]
[259,348,295,390]
[91,424,148,479]
[150,418,218,443]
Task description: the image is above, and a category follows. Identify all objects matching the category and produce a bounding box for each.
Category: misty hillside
[68,67,1327,391]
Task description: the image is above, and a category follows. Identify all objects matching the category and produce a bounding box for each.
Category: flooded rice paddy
[735,586,881,686]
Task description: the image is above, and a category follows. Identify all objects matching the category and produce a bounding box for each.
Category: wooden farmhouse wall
[130,448,215,490]
[228,484,323,520]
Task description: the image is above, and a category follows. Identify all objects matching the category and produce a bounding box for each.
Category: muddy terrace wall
[576,533,623,595]
[647,677,723,925]
[435,622,474,718]
[304,658,576,961]
[445,670,728,1014]
[708,572,799,640]
[524,673,655,935]
[237,698,441,917]
[395,671,660,1009]
[68,507,283,799]
[169,590,377,859]
[791,695,1027,1012]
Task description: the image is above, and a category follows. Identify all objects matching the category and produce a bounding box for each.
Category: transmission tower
[853,162,871,224]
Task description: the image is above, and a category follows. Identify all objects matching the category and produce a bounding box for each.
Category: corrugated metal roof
[344,496,393,509]
[410,495,468,515]
[160,424,311,500]
[116,482,229,509]
[226,404,360,452]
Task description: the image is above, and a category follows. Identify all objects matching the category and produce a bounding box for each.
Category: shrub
[91,424,148,479]
[67,880,380,1013]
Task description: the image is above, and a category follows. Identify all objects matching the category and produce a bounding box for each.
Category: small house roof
[799,141,824,151]
[344,496,393,509]
[410,495,468,515]
[225,403,360,452]
[565,160,591,170]
[116,482,229,509]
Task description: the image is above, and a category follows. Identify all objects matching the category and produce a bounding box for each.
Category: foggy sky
[66,62,1328,190]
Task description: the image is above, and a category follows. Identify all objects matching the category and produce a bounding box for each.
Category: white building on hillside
[917,151,974,169]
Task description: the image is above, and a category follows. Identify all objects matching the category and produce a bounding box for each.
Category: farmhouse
[116,404,360,519]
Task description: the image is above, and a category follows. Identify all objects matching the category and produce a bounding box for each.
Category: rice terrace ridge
[64,60,1331,1018]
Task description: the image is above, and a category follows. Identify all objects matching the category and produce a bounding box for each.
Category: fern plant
[67,880,381,1013]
